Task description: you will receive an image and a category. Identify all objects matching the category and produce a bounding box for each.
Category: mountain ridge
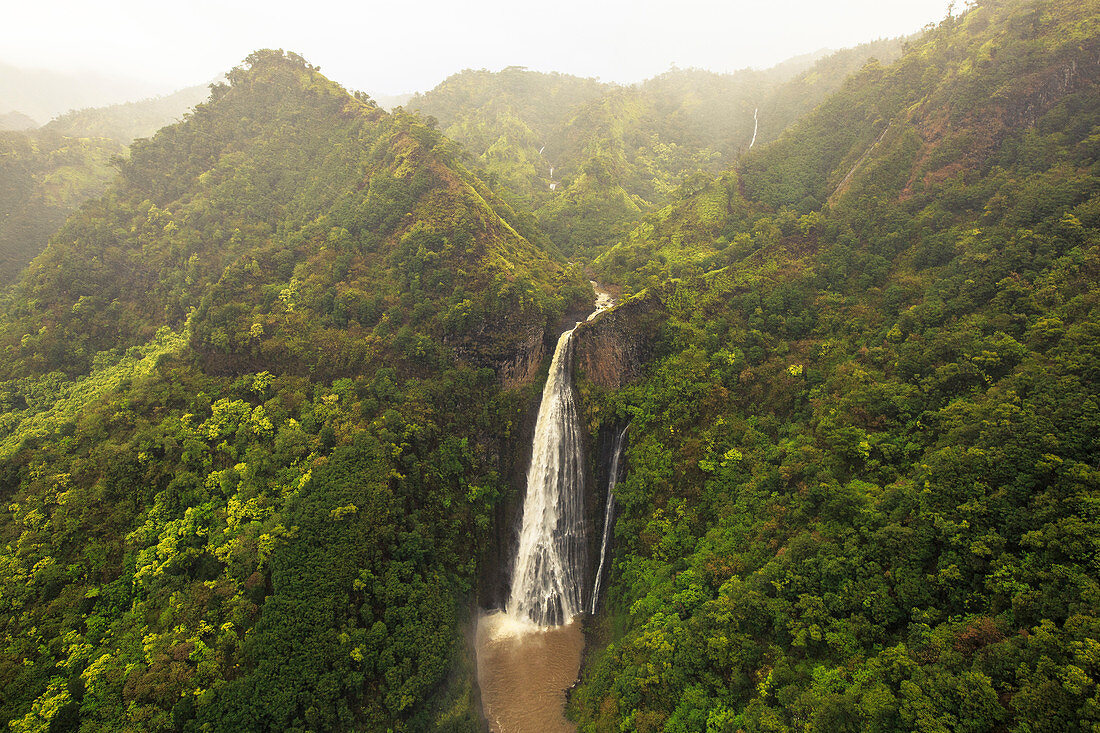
[569,1,1100,728]
[0,48,584,732]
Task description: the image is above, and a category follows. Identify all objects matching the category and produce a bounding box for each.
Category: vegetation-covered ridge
[408,39,905,259]
[0,61,160,125]
[0,48,586,732]
[1,48,587,381]
[0,86,218,287]
[42,84,210,145]
[0,129,125,286]
[1,0,1098,728]
[572,0,1100,730]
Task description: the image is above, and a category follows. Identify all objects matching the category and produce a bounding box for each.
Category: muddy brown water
[475,612,584,732]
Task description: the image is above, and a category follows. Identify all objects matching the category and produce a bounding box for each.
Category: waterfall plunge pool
[476,282,615,732]
[475,613,584,733]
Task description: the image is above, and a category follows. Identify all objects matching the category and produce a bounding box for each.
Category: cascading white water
[505,327,585,626]
[749,107,759,149]
[506,285,612,626]
[590,426,628,614]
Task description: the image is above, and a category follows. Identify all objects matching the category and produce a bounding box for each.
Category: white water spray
[506,285,613,627]
[590,426,628,614]
[749,107,759,149]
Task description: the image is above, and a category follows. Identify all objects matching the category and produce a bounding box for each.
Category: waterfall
[506,286,612,626]
[749,107,759,149]
[590,426,628,614]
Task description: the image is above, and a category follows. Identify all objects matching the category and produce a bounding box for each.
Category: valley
[0,1,1098,731]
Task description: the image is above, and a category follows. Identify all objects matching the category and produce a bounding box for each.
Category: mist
[2,0,954,97]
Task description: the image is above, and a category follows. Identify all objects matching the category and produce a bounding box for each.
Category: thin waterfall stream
[476,283,614,733]
[590,426,628,615]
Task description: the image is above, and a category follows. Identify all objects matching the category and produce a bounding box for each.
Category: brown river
[475,612,584,732]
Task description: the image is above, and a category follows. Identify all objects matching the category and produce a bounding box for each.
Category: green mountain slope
[0,111,37,131]
[409,41,904,258]
[407,66,611,213]
[743,0,1100,213]
[0,86,212,287]
[0,49,585,732]
[2,50,582,381]
[0,62,160,123]
[42,84,210,144]
[573,0,1100,729]
[0,130,124,286]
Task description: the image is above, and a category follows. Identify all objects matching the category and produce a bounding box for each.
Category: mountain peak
[2,51,581,380]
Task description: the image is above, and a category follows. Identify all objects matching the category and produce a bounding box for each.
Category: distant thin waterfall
[506,286,612,626]
[749,107,759,149]
[590,426,628,614]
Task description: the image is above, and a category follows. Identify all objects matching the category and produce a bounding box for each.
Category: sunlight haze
[2,0,955,96]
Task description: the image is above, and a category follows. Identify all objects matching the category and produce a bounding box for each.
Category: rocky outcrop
[478,391,542,612]
[572,290,666,390]
[494,322,548,389]
[452,294,593,390]
[448,312,550,390]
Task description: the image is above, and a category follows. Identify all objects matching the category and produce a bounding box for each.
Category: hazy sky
[2,0,955,96]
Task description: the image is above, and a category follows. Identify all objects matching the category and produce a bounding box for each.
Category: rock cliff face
[478,392,542,611]
[493,322,549,389]
[478,291,664,613]
[448,311,550,390]
[572,290,666,390]
[571,292,666,611]
[452,294,593,390]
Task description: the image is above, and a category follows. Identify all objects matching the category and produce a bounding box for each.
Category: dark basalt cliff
[573,290,666,390]
[449,315,549,389]
[495,323,548,388]
[452,294,593,390]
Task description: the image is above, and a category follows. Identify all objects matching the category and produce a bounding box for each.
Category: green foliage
[572,1,1100,729]
[0,130,124,285]
[0,49,579,731]
[0,49,583,381]
[1,0,1098,729]
[42,84,208,144]
[742,0,1100,212]
[409,42,904,258]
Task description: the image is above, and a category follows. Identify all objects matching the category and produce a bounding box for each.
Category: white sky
[1,0,955,96]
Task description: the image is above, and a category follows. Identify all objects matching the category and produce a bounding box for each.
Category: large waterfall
[590,426,627,614]
[506,286,612,626]
[477,285,614,732]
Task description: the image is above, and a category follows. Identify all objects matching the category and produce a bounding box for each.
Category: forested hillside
[0,49,586,731]
[42,84,209,144]
[409,39,904,258]
[0,131,124,285]
[572,0,1100,729]
[0,62,159,124]
[0,112,37,131]
[0,84,239,286]
[1,0,1098,730]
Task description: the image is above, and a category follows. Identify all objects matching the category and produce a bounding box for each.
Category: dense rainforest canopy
[0,130,124,286]
[571,0,1100,729]
[0,48,586,731]
[0,0,1098,730]
[408,38,905,259]
[0,86,210,286]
